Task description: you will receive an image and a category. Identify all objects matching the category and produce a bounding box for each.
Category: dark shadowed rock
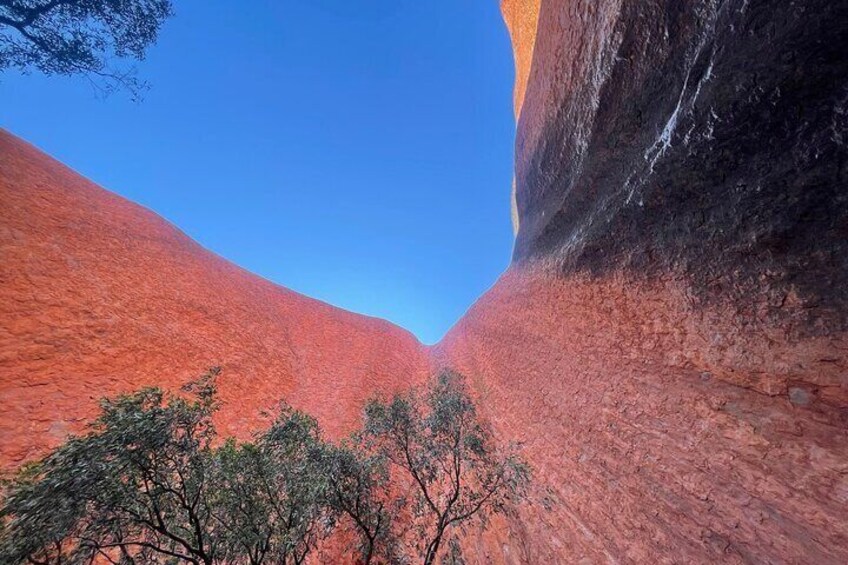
[513,0,848,335]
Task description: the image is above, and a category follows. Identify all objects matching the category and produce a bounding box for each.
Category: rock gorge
[2,0,847,562]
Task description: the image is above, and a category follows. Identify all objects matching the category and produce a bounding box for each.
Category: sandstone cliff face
[513,0,848,337]
[436,0,848,562]
[437,268,847,563]
[0,130,429,467]
[2,0,847,563]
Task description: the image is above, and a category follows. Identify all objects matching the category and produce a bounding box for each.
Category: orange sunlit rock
[435,267,848,563]
[0,129,429,467]
[500,0,540,118]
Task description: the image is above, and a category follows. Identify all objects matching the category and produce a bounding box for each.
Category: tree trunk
[424,533,443,565]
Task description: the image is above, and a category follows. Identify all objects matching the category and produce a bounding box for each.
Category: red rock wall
[0,129,429,468]
[439,0,848,562]
[512,0,848,329]
[436,267,848,563]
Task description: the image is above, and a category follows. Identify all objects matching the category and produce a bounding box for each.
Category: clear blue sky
[0,0,516,345]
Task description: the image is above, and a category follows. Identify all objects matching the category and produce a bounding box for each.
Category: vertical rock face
[513,0,848,336]
[501,0,541,234]
[436,0,848,562]
[438,268,848,563]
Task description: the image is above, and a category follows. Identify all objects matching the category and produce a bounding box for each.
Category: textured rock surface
[501,0,541,234]
[437,0,848,562]
[513,0,848,337]
[500,0,540,118]
[2,0,848,562]
[0,130,429,467]
[437,268,848,563]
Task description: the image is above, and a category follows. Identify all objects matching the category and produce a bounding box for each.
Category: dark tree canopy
[363,371,530,565]
[0,369,334,565]
[0,0,174,97]
[314,441,397,564]
[0,369,223,564]
[0,369,531,565]
[214,407,331,565]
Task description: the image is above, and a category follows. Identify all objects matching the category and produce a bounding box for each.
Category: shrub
[363,371,530,565]
[0,369,530,565]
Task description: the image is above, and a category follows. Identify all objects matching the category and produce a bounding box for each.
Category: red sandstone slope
[436,268,848,563]
[0,129,429,467]
[5,129,845,564]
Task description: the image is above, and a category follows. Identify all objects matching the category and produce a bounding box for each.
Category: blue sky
[0,0,516,344]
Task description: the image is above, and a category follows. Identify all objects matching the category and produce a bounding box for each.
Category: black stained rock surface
[513,0,848,334]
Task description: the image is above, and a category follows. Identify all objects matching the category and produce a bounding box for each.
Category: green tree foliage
[213,407,330,565]
[313,441,395,564]
[363,371,530,565]
[0,369,530,565]
[0,369,222,564]
[0,0,174,97]
[0,369,331,565]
